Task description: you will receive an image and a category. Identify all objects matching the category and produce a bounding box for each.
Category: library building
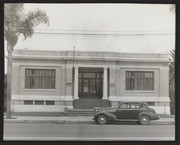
[11,32,171,115]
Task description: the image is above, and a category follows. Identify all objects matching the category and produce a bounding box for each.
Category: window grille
[46,101,55,105]
[25,69,55,89]
[24,100,33,105]
[126,71,154,91]
[35,100,44,105]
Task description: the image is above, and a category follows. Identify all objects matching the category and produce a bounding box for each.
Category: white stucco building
[11,32,171,114]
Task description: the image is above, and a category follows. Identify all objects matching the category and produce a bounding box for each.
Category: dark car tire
[97,114,108,124]
[140,115,150,125]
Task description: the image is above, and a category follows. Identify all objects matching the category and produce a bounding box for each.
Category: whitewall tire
[97,114,108,124]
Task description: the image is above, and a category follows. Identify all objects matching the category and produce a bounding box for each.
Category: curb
[4,119,174,125]
[149,121,175,125]
[4,119,95,124]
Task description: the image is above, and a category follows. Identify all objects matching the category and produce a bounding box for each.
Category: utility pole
[72,46,75,99]
[73,46,75,67]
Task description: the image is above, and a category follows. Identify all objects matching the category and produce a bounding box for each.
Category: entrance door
[78,68,103,99]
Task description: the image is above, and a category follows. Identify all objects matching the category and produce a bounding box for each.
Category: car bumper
[151,115,160,120]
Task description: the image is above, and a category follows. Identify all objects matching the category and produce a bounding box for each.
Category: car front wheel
[97,114,108,124]
[140,115,149,125]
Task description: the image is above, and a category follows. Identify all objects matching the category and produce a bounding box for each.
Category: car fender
[139,112,156,120]
[96,112,117,121]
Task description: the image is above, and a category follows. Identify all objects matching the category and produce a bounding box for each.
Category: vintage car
[93,102,160,125]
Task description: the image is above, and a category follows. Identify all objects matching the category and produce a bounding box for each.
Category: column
[65,66,73,97]
[109,66,116,96]
[74,66,79,99]
[103,67,108,99]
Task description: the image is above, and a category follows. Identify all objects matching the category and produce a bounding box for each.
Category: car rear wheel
[97,114,108,124]
[140,115,149,125]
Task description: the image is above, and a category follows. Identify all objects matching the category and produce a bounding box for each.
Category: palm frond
[4,3,25,39]
[4,29,18,48]
[169,49,175,103]
[169,49,175,60]
[4,3,24,26]
[25,9,49,26]
[169,4,175,13]
[4,4,49,46]
[18,9,49,39]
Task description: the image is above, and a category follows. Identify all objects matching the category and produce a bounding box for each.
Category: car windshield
[140,103,148,108]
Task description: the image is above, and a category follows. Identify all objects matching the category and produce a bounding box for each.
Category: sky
[16,3,175,53]
[23,4,175,33]
[5,3,175,72]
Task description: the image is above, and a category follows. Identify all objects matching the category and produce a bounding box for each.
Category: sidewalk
[4,115,175,125]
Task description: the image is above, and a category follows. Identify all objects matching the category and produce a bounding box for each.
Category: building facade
[11,50,170,114]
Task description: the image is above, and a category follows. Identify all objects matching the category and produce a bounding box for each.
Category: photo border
[0,0,179,145]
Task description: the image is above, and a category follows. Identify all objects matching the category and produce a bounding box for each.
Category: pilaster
[109,66,116,96]
[103,67,108,99]
[65,65,73,96]
[74,66,79,99]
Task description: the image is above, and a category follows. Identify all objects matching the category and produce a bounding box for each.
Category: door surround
[78,67,103,99]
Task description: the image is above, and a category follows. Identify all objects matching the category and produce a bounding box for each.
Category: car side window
[130,103,141,109]
[131,104,136,108]
[119,103,130,109]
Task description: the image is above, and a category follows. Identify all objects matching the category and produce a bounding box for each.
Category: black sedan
[93,102,160,125]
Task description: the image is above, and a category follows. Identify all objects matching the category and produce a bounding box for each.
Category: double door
[78,71,103,99]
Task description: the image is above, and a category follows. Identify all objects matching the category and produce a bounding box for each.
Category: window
[25,69,55,89]
[119,103,130,109]
[78,78,82,93]
[24,100,33,105]
[35,100,44,105]
[130,103,144,109]
[46,101,55,105]
[78,72,103,94]
[126,71,154,91]
[131,104,136,108]
[90,80,96,93]
[146,102,155,106]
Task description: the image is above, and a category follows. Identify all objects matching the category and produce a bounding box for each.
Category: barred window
[46,101,55,105]
[25,69,55,89]
[126,71,154,91]
[24,100,33,105]
[35,100,44,105]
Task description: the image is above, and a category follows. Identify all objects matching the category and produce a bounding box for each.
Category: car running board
[115,119,139,121]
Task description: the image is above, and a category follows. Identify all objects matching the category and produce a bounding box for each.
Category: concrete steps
[73,99,111,109]
[68,109,94,116]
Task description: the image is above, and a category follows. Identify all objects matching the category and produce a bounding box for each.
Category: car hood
[94,107,116,110]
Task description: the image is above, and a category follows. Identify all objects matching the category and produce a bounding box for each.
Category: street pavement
[4,123,175,141]
[4,115,175,125]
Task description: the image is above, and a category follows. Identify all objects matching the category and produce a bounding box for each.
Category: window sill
[125,90,155,93]
[24,89,56,92]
